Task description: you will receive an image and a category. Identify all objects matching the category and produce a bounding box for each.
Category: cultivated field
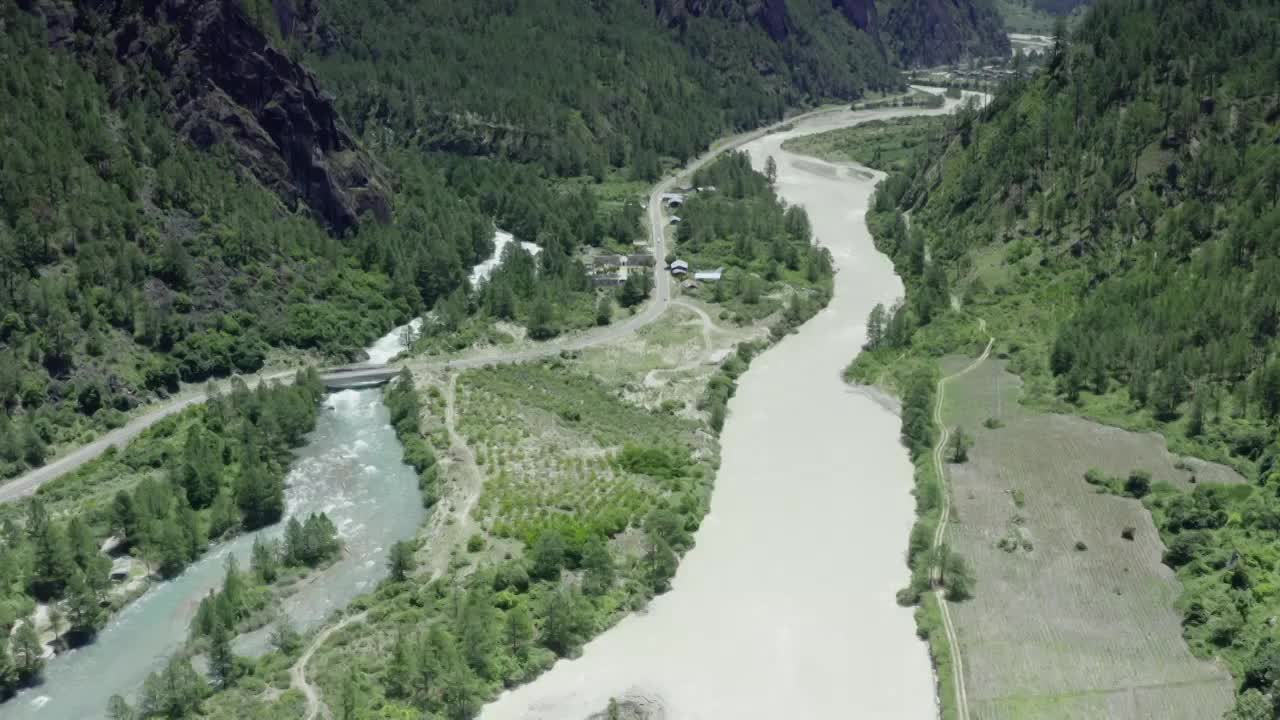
[455,301,761,549]
[938,356,1238,720]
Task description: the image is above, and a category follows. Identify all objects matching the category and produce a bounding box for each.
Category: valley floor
[938,356,1235,719]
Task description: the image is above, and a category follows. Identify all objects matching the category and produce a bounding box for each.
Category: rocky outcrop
[33,0,390,234]
[654,0,792,41]
[874,0,1011,67]
[833,0,878,31]
[656,0,1008,67]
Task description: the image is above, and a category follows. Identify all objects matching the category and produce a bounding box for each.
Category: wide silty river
[2,327,425,720]
[480,98,975,719]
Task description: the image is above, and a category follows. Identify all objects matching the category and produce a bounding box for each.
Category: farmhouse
[591,274,625,288]
[669,259,689,276]
[592,254,626,268]
[660,192,685,208]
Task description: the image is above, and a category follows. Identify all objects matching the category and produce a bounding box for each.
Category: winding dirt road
[929,316,993,720]
[291,611,366,720]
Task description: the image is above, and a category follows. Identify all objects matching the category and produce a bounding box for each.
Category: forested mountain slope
[864,0,1280,713]
[0,5,491,479]
[875,0,1010,67]
[1,0,1016,482]
[279,0,894,173]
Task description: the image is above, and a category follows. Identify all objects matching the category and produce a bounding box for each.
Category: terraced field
[938,356,1238,720]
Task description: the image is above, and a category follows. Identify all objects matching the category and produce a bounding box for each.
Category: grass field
[938,356,1237,719]
[782,116,945,174]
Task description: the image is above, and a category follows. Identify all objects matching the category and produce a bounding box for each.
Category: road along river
[1,325,424,720]
[481,99,974,719]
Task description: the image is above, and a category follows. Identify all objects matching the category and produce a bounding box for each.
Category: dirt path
[929,316,992,720]
[642,300,722,386]
[418,374,486,580]
[291,611,366,720]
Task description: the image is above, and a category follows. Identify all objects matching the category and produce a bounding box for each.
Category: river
[2,325,425,720]
[479,102,968,719]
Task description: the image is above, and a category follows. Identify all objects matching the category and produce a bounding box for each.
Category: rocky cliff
[31,0,390,234]
[874,0,1010,66]
[657,0,1008,67]
[654,0,792,41]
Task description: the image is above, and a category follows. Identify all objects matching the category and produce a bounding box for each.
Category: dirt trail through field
[420,373,486,580]
[931,316,992,720]
[642,301,722,386]
[291,611,366,720]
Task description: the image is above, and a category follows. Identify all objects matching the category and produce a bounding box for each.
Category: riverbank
[478,102,975,720]
[0,327,424,720]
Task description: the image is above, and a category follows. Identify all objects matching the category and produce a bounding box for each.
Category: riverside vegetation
[152,150,832,719]
[0,370,324,699]
[2,0,1002,713]
[836,0,1280,716]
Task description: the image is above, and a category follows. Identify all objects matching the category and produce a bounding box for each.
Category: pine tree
[505,604,534,662]
[1187,389,1206,437]
[12,620,44,685]
[950,426,970,463]
[30,513,75,600]
[865,303,886,350]
[269,613,301,655]
[251,536,279,583]
[595,294,613,326]
[527,294,558,340]
[385,631,413,699]
[66,570,105,641]
[581,537,615,596]
[541,587,589,657]
[388,540,416,582]
[645,536,678,593]
[209,619,235,688]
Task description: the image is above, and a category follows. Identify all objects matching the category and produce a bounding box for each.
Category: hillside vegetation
[0,8,490,478]
[291,0,898,174]
[852,0,1280,715]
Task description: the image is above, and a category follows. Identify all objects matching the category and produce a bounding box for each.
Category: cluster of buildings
[590,253,655,288]
[589,185,725,289]
[669,259,724,289]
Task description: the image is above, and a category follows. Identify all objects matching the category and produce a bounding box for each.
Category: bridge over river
[320,364,402,389]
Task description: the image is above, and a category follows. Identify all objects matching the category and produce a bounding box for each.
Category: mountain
[273,0,896,172]
[0,0,1008,480]
[874,0,1010,67]
[863,0,1280,712]
[0,2,492,479]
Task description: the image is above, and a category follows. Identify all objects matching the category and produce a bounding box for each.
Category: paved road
[0,104,845,506]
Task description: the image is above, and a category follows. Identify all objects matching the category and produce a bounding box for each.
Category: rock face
[656,0,1008,67]
[35,0,390,234]
[833,0,878,31]
[874,0,1011,66]
[654,0,791,41]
